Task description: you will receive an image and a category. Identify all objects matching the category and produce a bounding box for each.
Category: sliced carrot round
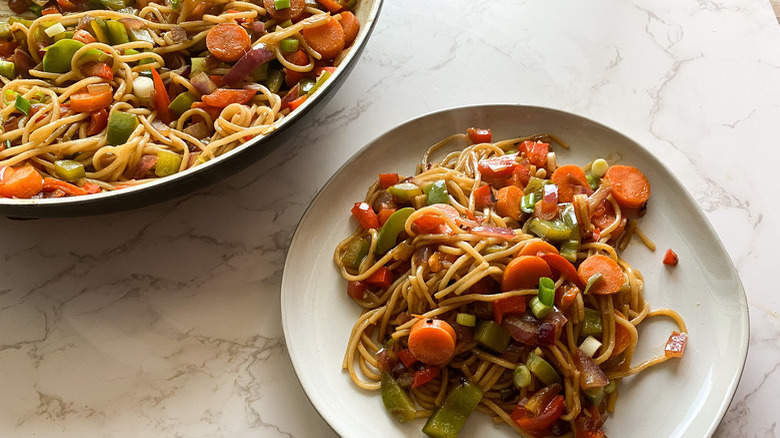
[604,164,650,209]
[339,11,360,47]
[0,164,44,198]
[577,254,624,295]
[206,22,251,62]
[408,318,456,366]
[517,239,559,257]
[495,185,524,220]
[263,0,306,21]
[550,164,589,203]
[501,255,552,291]
[302,15,346,60]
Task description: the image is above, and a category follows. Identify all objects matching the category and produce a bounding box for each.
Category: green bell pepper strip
[473,320,511,354]
[559,240,579,263]
[388,182,422,201]
[264,69,283,93]
[340,237,369,269]
[127,27,154,44]
[375,207,414,254]
[380,372,416,423]
[14,95,30,116]
[53,31,75,42]
[42,39,86,73]
[168,92,196,115]
[191,57,207,73]
[90,18,109,44]
[106,111,139,145]
[422,379,483,438]
[298,78,315,96]
[307,69,331,96]
[529,296,552,319]
[251,62,269,81]
[527,217,572,242]
[424,180,449,205]
[106,20,130,45]
[526,352,561,386]
[455,313,476,327]
[154,150,182,177]
[583,386,605,406]
[580,308,603,337]
[54,160,86,182]
[100,0,129,10]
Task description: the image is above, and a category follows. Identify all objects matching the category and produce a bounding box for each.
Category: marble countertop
[1,0,779,437]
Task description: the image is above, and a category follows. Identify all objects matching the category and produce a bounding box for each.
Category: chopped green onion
[604,379,617,394]
[298,78,315,96]
[307,69,332,96]
[499,387,518,402]
[455,313,476,327]
[579,335,602,358]
[591,158,609,178]
[584,273,604,295]
[54,160,86,182]
[278,19,293,28]
[424,180,450,205]
[513,364,531,388]
[28,3,43,16]
[191,57,207,73]
[3,89,18,105]
[583,387,605,406]
[169,0,181,10]
[100,0,130,10]
[274,0,291,10]
[474,320,511,354]
[279,37,299,53]
[560,239,579,262]
[520,192,536,213]
[154,149,182,177]
[0,60,15,79]
[526,352,561,386]
[14,95,30,116]
[580,308,603,337]
[537,277,555,307]
[524,176,546,199]
[529,296,552,320]
[586,173,599,190]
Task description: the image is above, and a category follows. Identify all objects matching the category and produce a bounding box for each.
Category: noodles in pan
[335,129,688,437]
[0,0,360,198]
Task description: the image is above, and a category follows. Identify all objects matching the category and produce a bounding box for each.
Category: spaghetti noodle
[335,129,688,437]
[0,0,360,197]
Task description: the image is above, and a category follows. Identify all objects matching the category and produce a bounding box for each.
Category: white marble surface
[1,0,778,436]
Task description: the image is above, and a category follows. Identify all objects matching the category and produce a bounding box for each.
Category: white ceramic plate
[281,104,748,438]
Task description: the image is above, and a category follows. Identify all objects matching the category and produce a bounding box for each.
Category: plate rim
[281,103,750,438]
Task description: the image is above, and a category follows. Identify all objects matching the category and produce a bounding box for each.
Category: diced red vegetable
[379,173,400,189]
[346,280,367,300]
[151,68,172,124]
[511,393,564,432]
[378,207,396,226]
[201,88,257,108]
[86,109,108,136]
[411,366,440,388]
[466,127,492,143]
[397,348,417,368]
[539,253,584,288]
[663,248,679,266]
[664,331,688,358]
[478,154,517,179]
[493,295,526,325]
[366,266,393,288]
[473,184,494,208]
[350,201,379,229]
[574,349,609,389]
[521,140,549,167]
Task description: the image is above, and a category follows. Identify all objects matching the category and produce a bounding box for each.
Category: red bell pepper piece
[378,173,400,189]
[473,184,494,208]
[663,248,679,266]
[521,140,549,167]
[511,394,564,432]
[478,154,517,179]
[466,127,492,143]
[539,253,584,289]
[366,266,393,288]
[42,178,88,196]
[493,295,526,325]
[151,68,172,124]
[346,280,367,300]
[397,348,417,368]
[378,207,396,226]
[86,109,108,136]
[664,331,688,358]
[350,202,379,229]
[411,366,440,389]
[202,88,257,108]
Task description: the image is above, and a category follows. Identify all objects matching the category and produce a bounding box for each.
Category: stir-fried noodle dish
[0,0,360,198]
[335,128,688,437]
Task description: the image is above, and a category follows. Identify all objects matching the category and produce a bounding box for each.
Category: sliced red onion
[575,349,609,389]
[12,48,36,78]
[126,155,158,180]
[537,322,556,346]
[182,121,210,139]
[167,26,187,43]
[118,17,145,30]
[222,43,275,87]
[503,314,539,346]
[471,225,517,240]
[190,71,217,95]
